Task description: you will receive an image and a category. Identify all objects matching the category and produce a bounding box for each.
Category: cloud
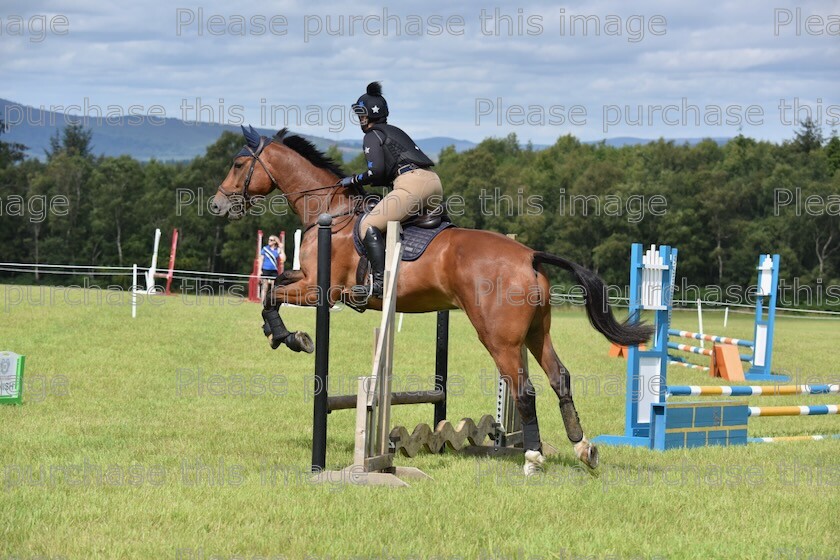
[1,0,838,144]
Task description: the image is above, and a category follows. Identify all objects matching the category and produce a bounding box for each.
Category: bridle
[216,136,280,204]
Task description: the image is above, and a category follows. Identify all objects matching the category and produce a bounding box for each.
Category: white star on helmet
[371,105,380,114]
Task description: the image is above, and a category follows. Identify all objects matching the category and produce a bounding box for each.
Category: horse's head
[211,125,279,219]
[212,125,356,225]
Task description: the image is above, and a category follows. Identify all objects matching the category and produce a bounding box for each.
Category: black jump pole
[433,310,449,427]
[311,213,333,473]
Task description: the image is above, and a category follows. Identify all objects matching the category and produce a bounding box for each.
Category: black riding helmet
[352,81,389,127]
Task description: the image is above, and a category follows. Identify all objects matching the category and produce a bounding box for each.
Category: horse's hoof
[286,331,314,353]
[268,334,284,350]
[523,449,546,476]
[574,438,599,470]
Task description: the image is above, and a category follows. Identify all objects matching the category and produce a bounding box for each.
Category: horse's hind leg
[526,306,599,469]
[484,344,547,475]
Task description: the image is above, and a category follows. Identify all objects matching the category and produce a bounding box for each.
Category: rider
[339,82,441,299]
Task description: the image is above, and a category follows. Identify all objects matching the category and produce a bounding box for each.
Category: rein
[301,207,359,236]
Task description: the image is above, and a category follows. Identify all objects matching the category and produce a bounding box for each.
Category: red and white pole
[164,228,179,295]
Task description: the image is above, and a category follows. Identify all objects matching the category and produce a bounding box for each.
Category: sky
[2,0,839,144]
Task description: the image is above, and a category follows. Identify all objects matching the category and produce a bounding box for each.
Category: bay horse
[211,127,652,473]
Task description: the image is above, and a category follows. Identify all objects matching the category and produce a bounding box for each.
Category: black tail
[533,252,653,346]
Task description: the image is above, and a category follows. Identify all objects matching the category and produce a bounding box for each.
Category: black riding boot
[352,226,386,299]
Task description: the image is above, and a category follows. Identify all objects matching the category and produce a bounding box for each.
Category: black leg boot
[261,308,314,353]
[262,308,291,350]
[351,226,386,300]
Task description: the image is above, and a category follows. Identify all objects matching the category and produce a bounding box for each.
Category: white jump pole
[279,230,286,273]
[147,228,161,293]
[697,298,704,348]
[724,306,729,328]
[132,264,138,319]
[293,229,302,271]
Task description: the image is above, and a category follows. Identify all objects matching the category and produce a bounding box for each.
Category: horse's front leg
[260,271,319,353]
[273,269,304,288]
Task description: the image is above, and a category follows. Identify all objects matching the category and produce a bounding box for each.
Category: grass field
[1,284,839,559]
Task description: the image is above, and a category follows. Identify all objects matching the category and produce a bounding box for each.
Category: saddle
[351,203,455,290]
[404,205,448,229]
[358,195,449,229]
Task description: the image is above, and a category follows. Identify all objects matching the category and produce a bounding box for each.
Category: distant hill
[0,98,730,163]
[0,98,332,162]
[0,98,483,163]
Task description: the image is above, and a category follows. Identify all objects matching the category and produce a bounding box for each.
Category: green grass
[1,285,838,559]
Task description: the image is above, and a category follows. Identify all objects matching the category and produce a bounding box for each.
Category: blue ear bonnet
[236,125,264,158]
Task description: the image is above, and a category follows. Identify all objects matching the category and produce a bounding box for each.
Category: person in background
[258,235,283,300]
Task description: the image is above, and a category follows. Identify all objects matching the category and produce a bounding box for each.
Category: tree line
[1,119,838,308]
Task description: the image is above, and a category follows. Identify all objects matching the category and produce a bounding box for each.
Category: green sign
[0,352,25,405]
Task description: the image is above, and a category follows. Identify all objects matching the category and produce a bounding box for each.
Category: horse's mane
[274,128,345,178]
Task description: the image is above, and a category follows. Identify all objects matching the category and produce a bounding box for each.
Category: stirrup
[350,281,373,299]
[343,279,372,312]
[351,273,382,300]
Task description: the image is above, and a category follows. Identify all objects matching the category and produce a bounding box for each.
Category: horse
[211,126,652,473]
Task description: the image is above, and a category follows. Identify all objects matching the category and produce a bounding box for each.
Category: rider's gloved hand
[339,176,357,188]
